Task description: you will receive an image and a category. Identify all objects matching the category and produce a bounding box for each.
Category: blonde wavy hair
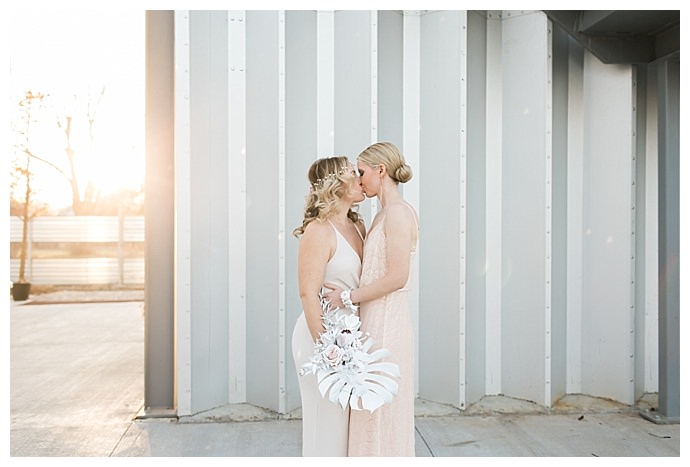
[358,142,413,184]
[293,156,362,238]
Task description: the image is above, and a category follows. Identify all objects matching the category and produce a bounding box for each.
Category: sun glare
[9,10,145,213]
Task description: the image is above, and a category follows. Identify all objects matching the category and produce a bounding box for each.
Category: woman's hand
[322,283,344,309]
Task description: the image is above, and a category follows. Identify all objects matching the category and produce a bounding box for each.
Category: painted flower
[300,293,400,412]
[340,313,361,332]
[323,343,344,367]
[336,329,355,347]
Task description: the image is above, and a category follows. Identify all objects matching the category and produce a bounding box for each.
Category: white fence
[9,216,145,286]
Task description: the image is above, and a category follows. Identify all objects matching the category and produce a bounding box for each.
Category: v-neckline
[368,212,385,237]
[330,221,363,262]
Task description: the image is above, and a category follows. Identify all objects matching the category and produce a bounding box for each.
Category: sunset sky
[9,9,145,211]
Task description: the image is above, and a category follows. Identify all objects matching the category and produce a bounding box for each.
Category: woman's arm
[325,204,415,306]
[297,221,334,341]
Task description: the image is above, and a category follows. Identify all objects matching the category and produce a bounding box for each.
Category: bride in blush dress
[324,142,418,457]
[291,156,366,456]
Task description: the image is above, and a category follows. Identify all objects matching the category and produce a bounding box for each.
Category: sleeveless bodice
[323,221,362,292]
[360,209,417,291]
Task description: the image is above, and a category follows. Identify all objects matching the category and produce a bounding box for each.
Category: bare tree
[12,86,143,216]
[10,91,48,284]
[50,86,106,214]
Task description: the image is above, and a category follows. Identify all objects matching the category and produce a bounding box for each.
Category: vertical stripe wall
[172,10,660,415]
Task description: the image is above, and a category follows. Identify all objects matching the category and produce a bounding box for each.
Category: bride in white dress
[291,156,365,457]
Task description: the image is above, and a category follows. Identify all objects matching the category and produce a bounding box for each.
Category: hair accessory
[310,165,351,191]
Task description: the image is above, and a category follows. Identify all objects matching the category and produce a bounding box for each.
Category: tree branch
[26,150,72,183]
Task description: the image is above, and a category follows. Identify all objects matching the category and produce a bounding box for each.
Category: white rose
[323,344,344,367]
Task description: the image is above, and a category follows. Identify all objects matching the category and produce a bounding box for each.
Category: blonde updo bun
[357,142,413,184]
[393,164,413,184]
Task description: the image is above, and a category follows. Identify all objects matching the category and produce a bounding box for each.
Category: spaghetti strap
[402,202,419,231]
[329,219,365,241]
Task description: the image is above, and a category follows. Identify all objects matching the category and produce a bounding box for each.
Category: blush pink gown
[348,204,418,456]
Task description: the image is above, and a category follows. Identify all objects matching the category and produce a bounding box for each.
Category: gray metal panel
[500,11,549,404]
[581,51,635,403]
[565,34,586,396]
[284,9,318,413]
[245,10,281,410]
[144,10,175,414]
[465,10,487,406]
[377,10,403,144]
[656,59,680,420]
[334,11,373,158]
[484,10,504,398]
[633,64,649,401]
[418,10,464,406]
[641,66,660,396]
[549,21,570,404]
[188,10,230,413]
[227,10,248,405]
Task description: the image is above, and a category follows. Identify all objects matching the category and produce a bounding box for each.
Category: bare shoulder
[300,219,336,261]
[301,218,334,242]
[384,203,418,247]
[386,202,417,226]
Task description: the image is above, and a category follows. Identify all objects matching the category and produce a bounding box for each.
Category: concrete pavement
[8,294,681,457]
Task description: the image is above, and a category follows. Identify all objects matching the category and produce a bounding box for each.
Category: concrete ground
[8,290,681,458]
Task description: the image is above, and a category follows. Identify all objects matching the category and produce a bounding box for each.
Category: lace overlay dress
[348,206,418,457]
[292,221,362,456]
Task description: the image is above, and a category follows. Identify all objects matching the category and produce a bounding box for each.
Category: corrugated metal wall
[171,10,660,416]
[9,216,144,285]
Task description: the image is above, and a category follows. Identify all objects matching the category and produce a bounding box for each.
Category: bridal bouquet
[300,294,400,412]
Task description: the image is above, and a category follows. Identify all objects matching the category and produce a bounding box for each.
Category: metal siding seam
[277,10,287,414]
[484,10,502,395]
[565,38,584,394]
[369,11,379,218]
[544,18,553,407]
[458,10,468,409]
[629,68,637,399]
[228,9,247,403]
[173,10,193,416]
